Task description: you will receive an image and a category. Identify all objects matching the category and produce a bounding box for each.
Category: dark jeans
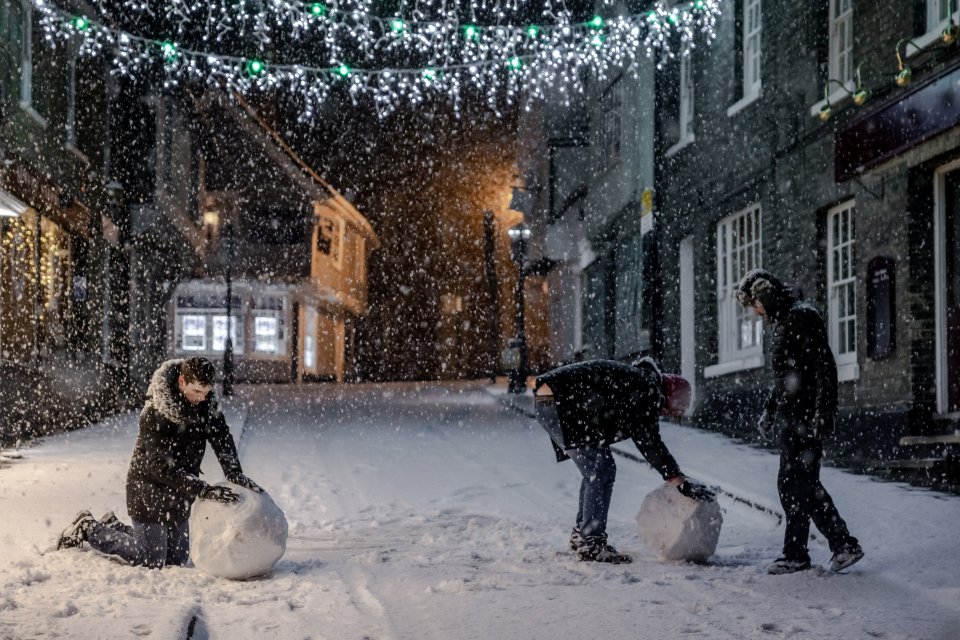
[87,517,190,568]
[778,422,858,561]
[536,398,617,541]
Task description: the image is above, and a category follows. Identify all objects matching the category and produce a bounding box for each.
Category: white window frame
[809,1,857,117]
[934,159,960,415]
[667,54,696,157]
[705,203,765,378]
[18,0,46,127]
[598,78,623,171]
[830,0,854,88]
[907,0,960,54]
[827,200,859,381]
[728,0,762,116]
[929,0,954,30]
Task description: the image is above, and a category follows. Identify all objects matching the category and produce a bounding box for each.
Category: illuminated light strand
[30,0,720,116]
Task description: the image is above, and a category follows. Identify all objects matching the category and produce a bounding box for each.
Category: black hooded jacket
[125,359,244,523]
[758,283,839,425]
[535,359,682,479]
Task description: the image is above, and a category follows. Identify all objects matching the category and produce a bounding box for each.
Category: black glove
[677,479,717,503]
[757,410,776,443]
[228,473,264,494]
[812,413,835,440]
[199,485,240,504]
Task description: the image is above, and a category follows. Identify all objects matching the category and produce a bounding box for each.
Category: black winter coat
[125,360,244,523]
[535,360,682,479]
[764,297,839,425]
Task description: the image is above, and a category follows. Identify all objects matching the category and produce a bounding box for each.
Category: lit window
[182,315,206,351]
[304,335,316,369]
[212,315,239,352]
[254,316,278,353]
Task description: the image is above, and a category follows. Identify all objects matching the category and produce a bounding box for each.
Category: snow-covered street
[2,382,959,640]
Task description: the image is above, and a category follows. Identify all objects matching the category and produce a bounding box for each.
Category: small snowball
[636,482,723,563]
[189,483,288,580]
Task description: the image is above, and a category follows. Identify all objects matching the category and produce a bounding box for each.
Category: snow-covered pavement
[2,382,959,640]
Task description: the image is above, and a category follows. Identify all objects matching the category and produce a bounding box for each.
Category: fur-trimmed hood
[142,359,219,425]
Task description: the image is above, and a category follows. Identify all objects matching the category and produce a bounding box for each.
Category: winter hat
[734,268,785,309]
[660,374,692,417]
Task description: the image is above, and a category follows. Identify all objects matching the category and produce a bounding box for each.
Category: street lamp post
[507,222,531,394]
[482,210,499,382]
[222,222,235,397]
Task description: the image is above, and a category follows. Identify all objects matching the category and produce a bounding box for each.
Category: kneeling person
[57,357,262,568]
[535,356,712,564]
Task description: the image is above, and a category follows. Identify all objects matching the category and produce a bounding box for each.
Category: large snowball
[636,482,723,563]
[189,483,288,579]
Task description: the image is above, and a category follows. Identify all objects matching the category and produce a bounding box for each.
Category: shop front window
[181,315,206,351]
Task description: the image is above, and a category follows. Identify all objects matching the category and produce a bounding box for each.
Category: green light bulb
[71,16,90,31]
[526,25,539,38]
[309,3,325,17]
[245,59,265,76]
[507,56,522,70]
[423,68,436,81]
[390,18,405,33]
[589,15,604,29]
[336,64,351,77]
[160,41,178,61]
[463,25,479,40]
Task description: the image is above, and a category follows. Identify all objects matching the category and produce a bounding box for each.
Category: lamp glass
[0,190,28,218]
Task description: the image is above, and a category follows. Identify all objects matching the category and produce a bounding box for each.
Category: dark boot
[57,511,96,550]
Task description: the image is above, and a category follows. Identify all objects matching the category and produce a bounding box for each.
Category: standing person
[57,357,263,569]
[735,268,864,575]
[534,356,714,564]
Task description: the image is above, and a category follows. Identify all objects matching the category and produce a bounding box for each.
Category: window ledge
[726,91,760,118]
[703,353,765,378]
[665,134,696,158]
[837,361,859,382]
[19,101,47,128]
[907,19,959,57]
[809,82,855,118]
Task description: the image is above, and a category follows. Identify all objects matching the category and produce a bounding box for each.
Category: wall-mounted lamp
[852,64,870,105]
[944,0,958,44]
[818,64,869,121]
[895,39,920,86]
[0,189,28,218]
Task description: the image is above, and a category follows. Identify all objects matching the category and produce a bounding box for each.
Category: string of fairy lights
[31,0,720,115]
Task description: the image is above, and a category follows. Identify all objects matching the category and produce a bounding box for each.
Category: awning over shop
[836,62,960,182]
